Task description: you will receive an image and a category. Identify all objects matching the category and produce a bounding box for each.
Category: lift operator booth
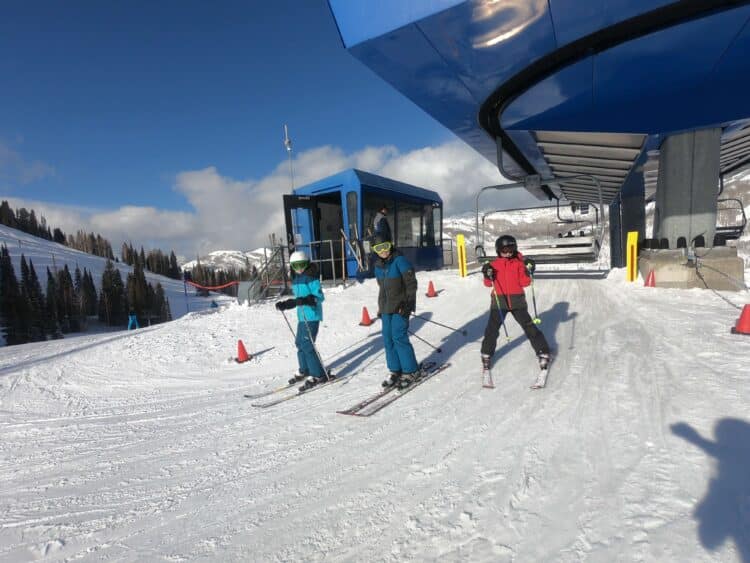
[283,169,443,280]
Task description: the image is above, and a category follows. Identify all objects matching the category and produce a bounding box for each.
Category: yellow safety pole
[626,231,639,282]
[457,234,468,277]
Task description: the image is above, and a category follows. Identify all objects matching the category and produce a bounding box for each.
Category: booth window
[396,202,424,247]
[421,204,440,246]
[346,192,358,239]
[363,193,395,239]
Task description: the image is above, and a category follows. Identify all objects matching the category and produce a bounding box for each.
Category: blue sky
[0,0,511,257]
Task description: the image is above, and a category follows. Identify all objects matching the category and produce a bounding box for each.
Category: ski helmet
[495,235,517,256]
[371,232,391,245]
[289,250,309,271]
[289,250,308,263]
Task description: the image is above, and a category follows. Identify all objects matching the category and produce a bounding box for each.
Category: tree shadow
[671,419,750,562]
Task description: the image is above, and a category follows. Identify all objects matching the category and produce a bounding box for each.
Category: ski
[250,373,350,408]
[243,382,296,400]
[336,362,437,415]
[530,354,553,389]
[338,362,450,417]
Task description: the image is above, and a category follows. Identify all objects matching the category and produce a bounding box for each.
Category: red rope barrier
[186,280,240,291]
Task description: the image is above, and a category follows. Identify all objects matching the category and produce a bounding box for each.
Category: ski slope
[0,224,233,327]
[1,267,749,561]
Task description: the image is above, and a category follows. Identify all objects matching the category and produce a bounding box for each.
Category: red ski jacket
[483,252,531,308]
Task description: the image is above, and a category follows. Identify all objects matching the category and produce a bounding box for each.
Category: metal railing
[238,238,346,305]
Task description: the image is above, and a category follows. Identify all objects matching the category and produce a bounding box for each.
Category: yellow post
[626,231,639,282]
[457,234,468,277]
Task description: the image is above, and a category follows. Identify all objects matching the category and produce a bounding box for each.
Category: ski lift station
[327,0,750,290]
[283,169,443,279]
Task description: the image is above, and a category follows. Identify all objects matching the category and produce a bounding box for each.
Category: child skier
[371,234,421,389]
[275,250,328,391]
[480,235,551,385]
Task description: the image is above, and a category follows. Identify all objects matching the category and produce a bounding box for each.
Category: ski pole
[408,330,442,353]
[529,275,541,325]
[410,313,467,336]
[279,309,296,338]
[492,291,511,342]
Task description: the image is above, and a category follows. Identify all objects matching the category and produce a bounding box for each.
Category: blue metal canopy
[327,0,750,203]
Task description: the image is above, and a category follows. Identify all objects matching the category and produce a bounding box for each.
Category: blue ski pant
[381,313,418,374]
[295,320,324,378]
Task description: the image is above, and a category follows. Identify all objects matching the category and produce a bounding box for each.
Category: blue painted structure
[283,169,443,278]
[327,1,750,198]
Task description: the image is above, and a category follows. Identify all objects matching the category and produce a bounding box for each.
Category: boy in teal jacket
[275,250,326,390]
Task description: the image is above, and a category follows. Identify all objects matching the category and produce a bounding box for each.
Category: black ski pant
[480,302,550,358]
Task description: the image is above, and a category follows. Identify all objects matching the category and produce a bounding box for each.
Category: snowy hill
[1,262,749,560]
[181,248,269,273]
[0,224,232,323]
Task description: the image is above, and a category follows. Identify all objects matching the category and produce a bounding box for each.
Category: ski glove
[524,258,536,275]
[481,262,495,281]
[295,295,316,307]
[275,298,296,311]
[397,300,415,319]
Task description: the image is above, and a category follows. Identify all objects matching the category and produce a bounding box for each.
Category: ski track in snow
[1,269,749,562]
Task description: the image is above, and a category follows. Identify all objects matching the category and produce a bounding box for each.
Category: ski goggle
[372,241,392,253]
[291,260,309,271]
[499,246,515,254]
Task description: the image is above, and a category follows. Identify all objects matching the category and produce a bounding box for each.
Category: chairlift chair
[474,175,606,265]
[714,197,747,242]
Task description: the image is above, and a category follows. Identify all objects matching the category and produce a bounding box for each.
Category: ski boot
[537,353,551,370]
[397,371,419,389]
[481,354,494,388]
[382,371,402,388]
[481,354,491,371]
[299,376,324,392]
[288,371,307,385]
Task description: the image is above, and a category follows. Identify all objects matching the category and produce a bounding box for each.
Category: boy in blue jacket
[275,250,327,391]
[372,234,420,389]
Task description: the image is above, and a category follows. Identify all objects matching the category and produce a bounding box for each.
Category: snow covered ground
[1,262,749,561]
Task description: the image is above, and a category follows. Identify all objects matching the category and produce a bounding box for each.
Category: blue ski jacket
[292,263,324,322]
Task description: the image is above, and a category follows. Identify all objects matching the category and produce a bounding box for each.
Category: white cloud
[4,140,543,261]
[0,141,56,185]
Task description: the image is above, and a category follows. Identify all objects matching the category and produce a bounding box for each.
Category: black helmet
[495,235,517,256]
[371,232,391,245]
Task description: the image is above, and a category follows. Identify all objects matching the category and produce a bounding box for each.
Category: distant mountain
[181,249,269,272]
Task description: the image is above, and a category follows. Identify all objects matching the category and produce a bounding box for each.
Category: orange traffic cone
[644,270,656,287]
[359,306,375,326]
[731,304,750,335]
[235,339,251,363]
[425,280,438,298]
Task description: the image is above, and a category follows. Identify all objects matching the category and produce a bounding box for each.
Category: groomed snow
[1,265,749,561]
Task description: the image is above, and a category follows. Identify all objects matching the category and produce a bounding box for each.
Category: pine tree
[169,251,181,279]
[0,245,24,345]
[83,269,98,316]
[52,227,66,244]
[0,200,16,228]
[17,257,46,342]
[56,265,76,332]
[26,259,46,341]
[99,260,126,326]
[45,268,62,339]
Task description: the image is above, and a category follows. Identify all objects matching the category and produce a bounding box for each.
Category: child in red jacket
[480,235,550,375]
